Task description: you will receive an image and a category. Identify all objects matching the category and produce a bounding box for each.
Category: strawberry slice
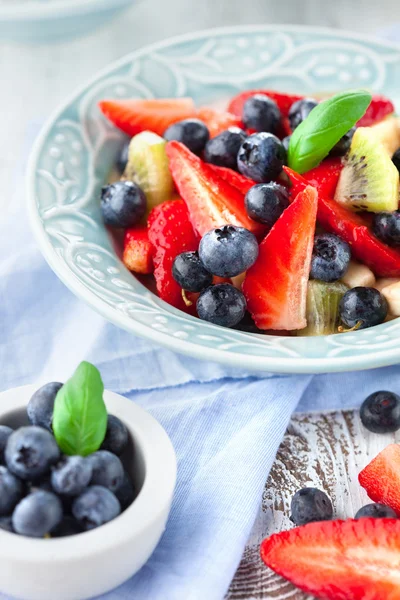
[166,140,264,237]
[207,164,255,195]
[359,444,400,515]
[357,94,395,127]
[147,199,199,311]
[300,157,343,198]
[285,166,400,277]
[261,518,400,599]
[196,107,243,138]
[227,89,304,119]
[98,98,196,137]
[243,186,318,330]
[123,226,153,274]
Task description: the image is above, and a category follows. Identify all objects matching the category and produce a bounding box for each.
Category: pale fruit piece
[124,131,174,211]
[370,117,400,156]
[300,280,349,336]
[108,166,121,185]
[334,127,399,213]
[381,281,400,316]
[374,277,400,292]
[231,272,246,290]
[341,261,375,289]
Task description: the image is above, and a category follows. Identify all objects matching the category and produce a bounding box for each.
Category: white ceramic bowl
[0,384,177,600]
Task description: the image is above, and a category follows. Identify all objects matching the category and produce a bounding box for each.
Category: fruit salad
[98,88,400,336]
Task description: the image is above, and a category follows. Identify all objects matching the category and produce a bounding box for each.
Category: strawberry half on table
[359,444,400,516]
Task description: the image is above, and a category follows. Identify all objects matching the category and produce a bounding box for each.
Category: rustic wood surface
[227,408,400,599]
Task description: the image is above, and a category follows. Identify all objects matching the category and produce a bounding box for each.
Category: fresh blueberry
[101,181,147,229]
[199,226,259,278]
[310,233,351,282]
[27,382,63,432]
[339,287,388,330]
[245,183,289,228]
[0,426,13,464]
[203,127,247,170]
[282,135,291,152]
[115,471,135,511]
[329,127,356,156]
[288,98,318,131]
[6,426,60,481]
[12,491,63,538]
[197,284,246,328]
[373,211,400,247]
[359,391,400,434]
[72,486,120,531]
[242,94,281,134]
[0,517,14,532]
[172,251,213,293]
[0,466,24,516]
[88,450,124,493]
[237,133,286,183]
[355,503,397,519]
[290,487,333,526]
[51,516,84,537]
[164,119,210,154]
[51,456,93,497]
[392,148,400,173]
[116,139,130,174]
[101,415,129,456]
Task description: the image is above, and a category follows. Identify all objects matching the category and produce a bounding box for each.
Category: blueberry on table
[242,94,281,134]
[100,415,129,457]
[288,97,318,131]
[12,491,63,538]
[199,225,259,278]
[310,233,351,283]
[197,284,247,328]
[164,119,210,155]
[360,391,400,434]
[51,456,93,497]
[372,211,400,247]
[51,516,84,537]
[115,471,135,511]
[355,503,397,519]
[245,183,289,228]
[5,426,60,480]
[290,487,333,526]
[203,127,247,171]
[88,450,124,493]
[392,147,400,173]
[0,466,23,516]
[0,517,14,532]
[329,126,356,157]
[116,139,130,174]
[237,132,286,183]
[27,382,63,432]
[72,486,121,531]
[172,252,213,293]
[101,181,147,229]
[339,287,388,330]
[0,426,13,464]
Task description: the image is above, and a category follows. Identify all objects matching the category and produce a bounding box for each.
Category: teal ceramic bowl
[0,0,135,43]
[28,25,400,374]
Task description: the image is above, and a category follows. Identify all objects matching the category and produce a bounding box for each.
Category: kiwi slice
[300,280,348,336]
[124,131,174,211]
[334,127,399,213]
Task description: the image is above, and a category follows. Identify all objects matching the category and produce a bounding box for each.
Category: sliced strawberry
[123,226,153,274]
[196,107,243,138]
[243,186,318,330]
[147,199,199,311]
[207,164,255,195]
[98,98,196,137]
[359,444,400,515]
[261,518,400,600]
[300,157,343,198]
[284,166,400,277]
[166,141,264,237]
[227,89,304,119]
[357,94,395,127]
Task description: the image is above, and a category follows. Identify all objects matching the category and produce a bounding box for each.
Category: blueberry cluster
[0,384,134,538]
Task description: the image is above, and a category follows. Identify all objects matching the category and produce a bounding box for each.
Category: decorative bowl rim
[0,0,134,21]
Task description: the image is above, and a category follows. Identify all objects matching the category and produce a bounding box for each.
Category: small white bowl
[0,384,177,600]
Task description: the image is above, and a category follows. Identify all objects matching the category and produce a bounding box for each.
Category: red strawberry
[123,226,153,274]
[357,94,395,127]
[147,199,199,311]
[284,166,400,277]
[261,518,400,600]
[166,140,264,237]
[359,444,400,515]
[243,186,318,330]
[227,89,304,119]
[300,157,343,198]
[98,98,196,137]
[207,164,255,195]
[196,107,243,137]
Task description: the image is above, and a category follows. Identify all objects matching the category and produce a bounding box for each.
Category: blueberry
[372,211,400,247]
[360,391,400,434]
[245,183,289,228]
[115,471,135,511]
[310,233,351,282]
[329,127,356,156]
[0,426,13,464]
[6,426,60,481]
[199,225,259,278]
[203,127,247,170]
[12,491,63,538]
[0,466,23,515]
[290,487,333,526]
[242,95,281,134]
[392,148,400,173]
[164,119,209,155]
[72,486,120,531]
[51,456,93,496]
[237,133,286,183]
[355,503,397,519]
[88,450,124,493]
[197,284,246,328]
[116,139,130,174]
[101,181,147,229]
[172,251,213,293]
[51,516,83,537]
[288,98,318,131]
[282,135,291,152]
[0,517,14,532]
[339,287,388,330]
[101,415,129,456]
[27,382,63,432]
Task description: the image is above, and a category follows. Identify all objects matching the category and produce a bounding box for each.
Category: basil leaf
[53,361,107,456]
[288,90,372,174]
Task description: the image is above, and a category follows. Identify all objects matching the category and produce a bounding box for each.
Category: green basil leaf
[52,361,107,456]
[288,89,372,174]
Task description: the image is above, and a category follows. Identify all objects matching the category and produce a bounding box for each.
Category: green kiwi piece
[300,280,349,336]
[334,127,399,213]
